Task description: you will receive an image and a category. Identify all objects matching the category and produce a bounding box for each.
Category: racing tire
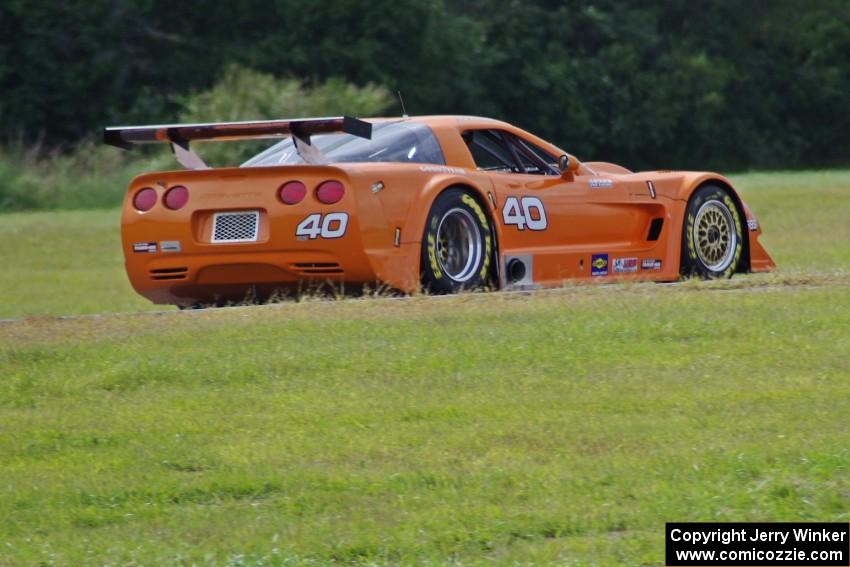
[420,188,495,293]
[681,184,744,279]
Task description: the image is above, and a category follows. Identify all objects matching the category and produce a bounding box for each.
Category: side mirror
[558,154,580,176]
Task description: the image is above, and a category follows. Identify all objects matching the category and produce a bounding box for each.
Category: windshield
[242,121,445,167]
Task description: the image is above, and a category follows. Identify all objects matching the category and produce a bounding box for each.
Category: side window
[512,144,538,172]
[463,129,558,176]
[462,130,520,173]
[508,135,558,176]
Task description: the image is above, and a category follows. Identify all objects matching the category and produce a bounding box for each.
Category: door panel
[463,128,669,285]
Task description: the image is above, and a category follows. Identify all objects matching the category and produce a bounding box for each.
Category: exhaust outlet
[507,259,526,283]
[501,255,534,289]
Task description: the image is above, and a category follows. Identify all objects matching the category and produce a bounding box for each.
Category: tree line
[2,0,849,171]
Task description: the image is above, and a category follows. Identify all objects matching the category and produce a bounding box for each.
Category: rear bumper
[128,249,377,305]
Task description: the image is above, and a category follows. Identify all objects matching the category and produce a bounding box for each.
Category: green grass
[0,210,159,318]
[732,169,850,270]
[0,169,849,565]
[1,283,849,565]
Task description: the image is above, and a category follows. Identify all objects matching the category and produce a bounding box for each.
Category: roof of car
[368,115,513,130]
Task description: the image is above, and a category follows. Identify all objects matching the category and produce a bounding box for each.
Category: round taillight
[164,185,189,210]
[316,180,345,204]
[133,187,157,212]
[278,181,306,205]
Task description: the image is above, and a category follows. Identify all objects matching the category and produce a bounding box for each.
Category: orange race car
[104,115,774,307]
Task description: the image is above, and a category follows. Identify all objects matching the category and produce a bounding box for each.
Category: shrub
[177,65,391,166]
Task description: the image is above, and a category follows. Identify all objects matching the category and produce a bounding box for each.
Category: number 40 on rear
[296,212,349,240]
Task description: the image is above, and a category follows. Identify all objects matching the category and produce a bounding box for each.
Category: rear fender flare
[403,176,503,283]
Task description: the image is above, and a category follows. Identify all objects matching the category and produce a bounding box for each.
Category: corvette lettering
[589,178,614,188]
[419,165,466,174]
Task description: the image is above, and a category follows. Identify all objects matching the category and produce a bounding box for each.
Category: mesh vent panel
[211,212,259,243]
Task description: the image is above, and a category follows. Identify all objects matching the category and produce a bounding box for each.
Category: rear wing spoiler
[103,115,373,169]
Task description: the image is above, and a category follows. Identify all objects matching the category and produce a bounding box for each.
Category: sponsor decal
[641,258,662,270]
[419,165,466,175]
[160,240,181,252]
[613,257,638,273]
[133,242,157,253]
[589,178,614,188]
[591,253,609,276]
[747,218,759,231]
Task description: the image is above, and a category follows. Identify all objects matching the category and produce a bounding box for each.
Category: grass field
[1,170,849,565]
